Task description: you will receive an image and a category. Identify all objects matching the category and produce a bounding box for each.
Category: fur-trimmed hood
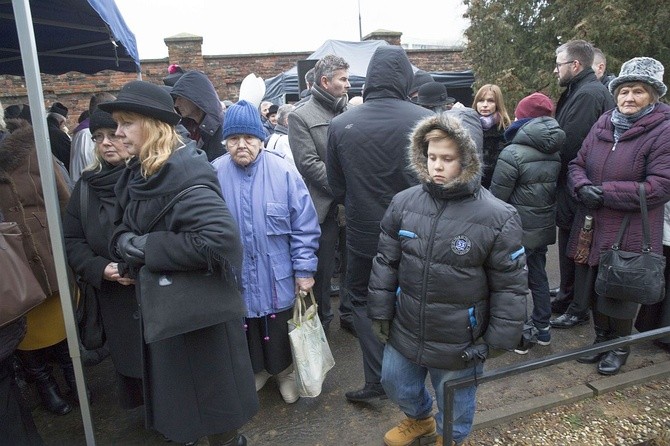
[0,121,35,182]
[409,113,482,197]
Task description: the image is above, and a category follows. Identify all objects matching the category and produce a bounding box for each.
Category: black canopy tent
[6,1,139,443]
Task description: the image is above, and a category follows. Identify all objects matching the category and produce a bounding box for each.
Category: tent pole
[11,1,96,444]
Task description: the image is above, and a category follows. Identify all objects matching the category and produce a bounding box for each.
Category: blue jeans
[381,344,481,442]
[526,246,551,328]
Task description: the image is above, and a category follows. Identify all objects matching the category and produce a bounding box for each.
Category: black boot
[17,349,72,415]
[597,347,630,376]
[577,327,609,364]
[207,431,247,446]
[52,340,91,402]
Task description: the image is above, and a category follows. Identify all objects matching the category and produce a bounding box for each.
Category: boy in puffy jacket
[368,114,527,446]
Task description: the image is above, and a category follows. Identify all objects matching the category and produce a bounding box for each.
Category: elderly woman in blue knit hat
[566,57,670,376]
[213,100,320,404]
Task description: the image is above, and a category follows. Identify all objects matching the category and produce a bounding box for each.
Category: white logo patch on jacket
[451,235,472,255]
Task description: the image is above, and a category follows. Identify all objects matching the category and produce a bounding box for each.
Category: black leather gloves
[116,232,148,266]
[578,185,604,209]
[371,320,390,344]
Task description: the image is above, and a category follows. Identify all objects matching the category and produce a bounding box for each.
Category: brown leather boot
[383,416,437,446]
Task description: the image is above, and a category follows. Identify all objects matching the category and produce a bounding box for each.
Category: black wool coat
[110,142,257,443]
[63,163,142,379]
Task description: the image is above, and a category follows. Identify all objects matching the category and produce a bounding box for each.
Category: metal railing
[443,326,670,445]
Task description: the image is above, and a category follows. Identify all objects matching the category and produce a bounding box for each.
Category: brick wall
[0,31,468,131]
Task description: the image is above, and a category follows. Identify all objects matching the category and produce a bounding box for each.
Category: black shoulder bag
[594,183,666,305]
[138,185,244,343]
[75,179,106,349]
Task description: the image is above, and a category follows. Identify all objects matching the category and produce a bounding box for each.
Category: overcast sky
[113,0,469,59]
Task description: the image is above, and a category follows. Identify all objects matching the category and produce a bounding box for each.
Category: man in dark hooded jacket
[171,71,226,161]
[326,45,433,402]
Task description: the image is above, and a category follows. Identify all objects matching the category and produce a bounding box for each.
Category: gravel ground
[463,378,670,446]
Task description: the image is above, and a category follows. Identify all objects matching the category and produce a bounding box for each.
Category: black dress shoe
[577,349,606,364]
[550,313,590,329]
[345,383,387,402]
[340,318,357,337]
[207,434,247,446]
[597,348,630,375]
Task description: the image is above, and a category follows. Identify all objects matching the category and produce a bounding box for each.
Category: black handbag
[137,185,243,343]
[594,183,666,305]
[75,180,106,349]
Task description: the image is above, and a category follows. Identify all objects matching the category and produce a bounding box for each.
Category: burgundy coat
[567,103,670,267]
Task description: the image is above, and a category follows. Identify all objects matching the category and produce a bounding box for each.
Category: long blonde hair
[113,111,184,177]
[473,84,512,130]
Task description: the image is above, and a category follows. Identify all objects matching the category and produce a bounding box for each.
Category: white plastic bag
[287,290,335,397]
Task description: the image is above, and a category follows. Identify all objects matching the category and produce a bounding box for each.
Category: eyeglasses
[91,133,121,143]
[555,60,576,70]
[226,135,260,148]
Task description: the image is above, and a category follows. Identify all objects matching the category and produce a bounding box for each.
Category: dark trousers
[566,263,597,317]
[527,246,551,328]
[346,250,384,385]
[314,204,339,330]
[0,355,43,445]
[556,227,575,305]
[337,226,353,323]
[594,312,633,338]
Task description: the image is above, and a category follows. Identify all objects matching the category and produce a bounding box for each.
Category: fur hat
[515,92,554,119]
[266,104,279,118]
[412,82,455,107]
[89,109,117,134]
[222,100,266,141]
[409,70,434,97]
[49,101,68,118]
[4,104,31,122]
[609,57,666,97]
[99,81,181,125]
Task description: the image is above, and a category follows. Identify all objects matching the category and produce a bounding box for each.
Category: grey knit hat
[609,57,666,97]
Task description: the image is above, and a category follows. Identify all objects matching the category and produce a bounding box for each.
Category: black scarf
[311,84,348,113]
[81,162,125,230]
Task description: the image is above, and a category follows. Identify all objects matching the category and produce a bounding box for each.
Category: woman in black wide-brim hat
[99,81,258,446]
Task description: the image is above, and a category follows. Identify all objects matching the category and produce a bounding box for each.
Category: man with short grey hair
[289,54,351,334]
